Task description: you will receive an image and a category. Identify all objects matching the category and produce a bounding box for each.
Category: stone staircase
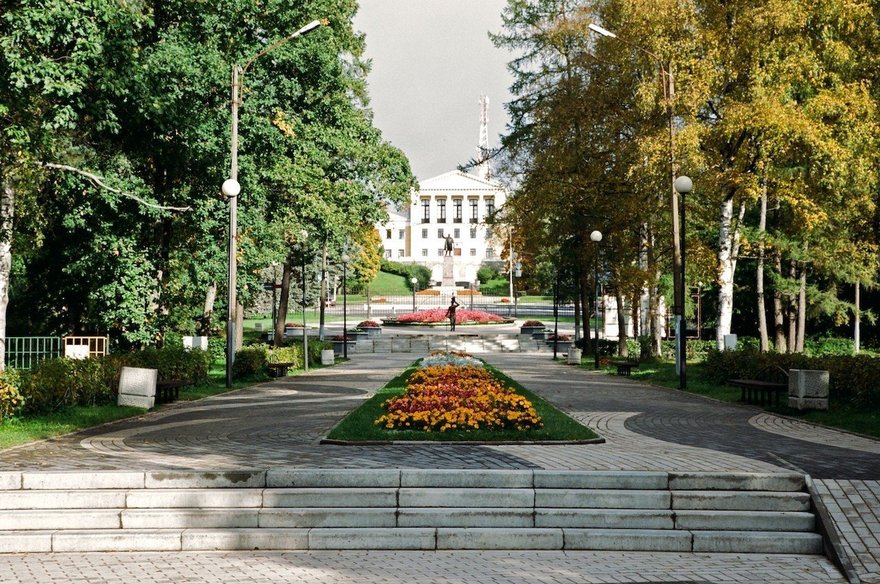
[351,334,557,354]
[0,469,825,553]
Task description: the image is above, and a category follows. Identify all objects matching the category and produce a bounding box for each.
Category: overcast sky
[353,0,514,181]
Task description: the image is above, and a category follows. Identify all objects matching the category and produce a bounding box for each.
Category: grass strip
[325,360,600,442]
[598,358,880,439]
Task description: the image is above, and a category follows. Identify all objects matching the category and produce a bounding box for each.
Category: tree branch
[40,163,191,212]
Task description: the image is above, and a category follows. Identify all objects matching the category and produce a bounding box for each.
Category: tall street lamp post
[590,230,603,369]
[299,230,310,372]
[222,19,324,388]
[410,277,418,312]
[674,176,692,389]
[341,253,350,359]
[588,22,684,373]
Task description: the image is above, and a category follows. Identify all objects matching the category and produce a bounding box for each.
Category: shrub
[20,358,115,414]
[0,371,24,421]
[122,347,211,383]
[267,345,303,368]
[358,320,381,328]
[522,320,544,327]
[233,345,269,379]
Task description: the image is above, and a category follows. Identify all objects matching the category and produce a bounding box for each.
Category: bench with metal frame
[728,366,789,406]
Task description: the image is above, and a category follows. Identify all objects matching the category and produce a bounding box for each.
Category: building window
[398,249,404,258]
[422,199,430,222]
[438,199,446,223]
[438,249,444,257]
[486,197,495,216]
[422,249,428,257]
[386,229,392,240]
[470,199,479,223]
[453,228,460,238]
[453,199,462,223]
[438,228,444,238]
[421,228,428,238]
[469,227,477,239]
[399,229,405,240]
[485,227,492,241]
[470,248,476,257]
[385,249,392,258]
[486,248,495,258]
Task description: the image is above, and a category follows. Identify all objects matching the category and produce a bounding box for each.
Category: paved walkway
[1,342,878,583]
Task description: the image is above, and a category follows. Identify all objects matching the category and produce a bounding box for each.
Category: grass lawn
[325,361,601,442]
[369,271,411,295]
[598,358,880,439]
[0,363,277,449]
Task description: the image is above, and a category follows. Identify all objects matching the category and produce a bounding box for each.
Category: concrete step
[0,470,827,555]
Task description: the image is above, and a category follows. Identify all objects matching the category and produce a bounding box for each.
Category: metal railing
[3,337,62,370]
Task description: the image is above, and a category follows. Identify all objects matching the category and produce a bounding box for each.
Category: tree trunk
[579,274,591,355]
[573,274,581,343]
[854,279,860,353]
[319,244,327,340]
[716,194,745,348]
[200,283,217,336]
[645,228,662,356]
[0,178,14,371]
[788,261,797,353]
[773,250,787,352]
[235,302,244,351]
[796,262,806,352]
[756,182,769,352]
[630,290,640,339]
[615,287,628,357]
[273,261,292,347]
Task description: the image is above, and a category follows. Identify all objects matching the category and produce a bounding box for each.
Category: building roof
[418,170,505,192]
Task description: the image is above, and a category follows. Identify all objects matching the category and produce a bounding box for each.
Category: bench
[728,366,789,406]
[267,362,295,378]
[155,379,193,403]
[613,360,639,376]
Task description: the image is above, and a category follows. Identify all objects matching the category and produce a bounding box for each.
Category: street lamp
[590,230,603,369]
[674,175,692,389]
[514,260,522,317]
[410,276,418,312]
[223,18,324,388]
[341,253,350,359]
[588,22,684,368]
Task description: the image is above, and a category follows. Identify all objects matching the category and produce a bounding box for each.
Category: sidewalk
[0,344,877,583]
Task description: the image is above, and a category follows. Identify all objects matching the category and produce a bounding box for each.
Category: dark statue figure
[444,234,454,256]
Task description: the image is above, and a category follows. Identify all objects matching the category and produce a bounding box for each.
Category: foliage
[19,358,116,414]
[477,265,501,284]
[358,320,381,328]
[232,345,269,379]
[118,348,211,383]
[522,320,544,327]
[380,259,431,290]
[704,349,880,408]
[0,375,24,421]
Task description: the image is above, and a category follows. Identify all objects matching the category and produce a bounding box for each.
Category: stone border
[320,437,606,446]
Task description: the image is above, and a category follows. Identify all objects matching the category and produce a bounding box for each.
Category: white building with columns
[377,170,508,286]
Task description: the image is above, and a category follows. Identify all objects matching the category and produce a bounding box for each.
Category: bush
[121,347,211,383]
[522,320,544,327]
[233,345,269,379]
[20,358,116,414]
[0,371,24,421]
[380,260,431,289]
[704,348,880,408]
[477,265,500,283]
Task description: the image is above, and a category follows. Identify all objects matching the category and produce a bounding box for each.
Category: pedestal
[442,256,454,287]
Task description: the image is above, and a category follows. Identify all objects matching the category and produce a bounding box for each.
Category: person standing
[446,295,460,331]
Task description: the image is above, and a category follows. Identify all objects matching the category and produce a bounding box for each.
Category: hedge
[233,340,332,379]
[704,348,880,408]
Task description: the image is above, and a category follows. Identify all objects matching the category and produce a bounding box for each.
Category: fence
[3,337,62,370]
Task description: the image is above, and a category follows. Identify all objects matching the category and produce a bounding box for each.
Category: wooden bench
[155,379,193,403]
[728,366,789,406]
[612,360,639,376]
[267,362,295,378]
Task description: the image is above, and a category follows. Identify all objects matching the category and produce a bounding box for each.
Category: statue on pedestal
[444,235,454,256]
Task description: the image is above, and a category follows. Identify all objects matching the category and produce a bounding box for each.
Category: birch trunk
[273,261,292,347]
[200,283,217,336]
[756,183,769,352]
[716,195,745,348]
[796,263,806,352]
[0,178,14,371]
[788,261,797,353]
[773,250,787,352]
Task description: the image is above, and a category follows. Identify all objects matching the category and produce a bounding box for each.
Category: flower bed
[393,308,509,325]
[375,355,542,433]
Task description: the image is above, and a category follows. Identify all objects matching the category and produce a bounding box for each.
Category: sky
[353,0,515,181]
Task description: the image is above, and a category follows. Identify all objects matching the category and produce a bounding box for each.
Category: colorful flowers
[395,308,507,325]
[358,320,381,328]
[375,353,542,433]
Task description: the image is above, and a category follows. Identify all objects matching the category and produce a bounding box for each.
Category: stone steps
[347,334,568,354]
[0,469,825,554]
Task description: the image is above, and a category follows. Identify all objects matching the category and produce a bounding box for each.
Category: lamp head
[410,277,417,284]
[674,175,693,195]
[590,230,603,243]
[221,179,241,198]
[341,253,350,264]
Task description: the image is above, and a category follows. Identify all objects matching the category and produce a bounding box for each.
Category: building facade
[378,170,508,286]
